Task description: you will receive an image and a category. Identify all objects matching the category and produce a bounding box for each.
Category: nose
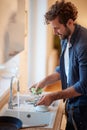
[53,28,57,35]
[53,29,61,36]
[53,28,60,36]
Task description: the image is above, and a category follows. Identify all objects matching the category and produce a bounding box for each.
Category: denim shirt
[56,24,87,106]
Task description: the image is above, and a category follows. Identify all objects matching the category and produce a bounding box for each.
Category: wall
[0,0,25,64]
[19,0,29,93]
[66,0,87,27]
[0,0,17,64]
[46,0,55,74]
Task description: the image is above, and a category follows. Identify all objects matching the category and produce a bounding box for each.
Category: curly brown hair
[45,1,78,25]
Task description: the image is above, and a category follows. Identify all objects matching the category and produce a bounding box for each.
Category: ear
[67,19,74,26]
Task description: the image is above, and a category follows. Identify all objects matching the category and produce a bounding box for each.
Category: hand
[29,83,37,92]
[36,93,55,106]
[29,81,45,92]
[29,82,44,95]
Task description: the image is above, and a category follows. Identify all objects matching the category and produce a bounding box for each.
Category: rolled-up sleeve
[55,66,60,73]
[73,81,87,95]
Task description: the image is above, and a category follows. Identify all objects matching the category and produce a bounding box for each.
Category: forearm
[52,86,81,101]
[36,86,82,106]
[40,72,60,87]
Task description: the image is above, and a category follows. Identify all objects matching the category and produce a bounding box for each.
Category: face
[50,17,71,40]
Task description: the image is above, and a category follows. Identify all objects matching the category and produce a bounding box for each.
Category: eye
[54,27,58,31]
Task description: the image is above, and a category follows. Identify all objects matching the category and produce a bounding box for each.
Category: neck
[68,24,75,42]
[70,24,75,37]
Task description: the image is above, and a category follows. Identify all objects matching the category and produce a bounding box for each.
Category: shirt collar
[61,24,80,49]
[70,24,80,45]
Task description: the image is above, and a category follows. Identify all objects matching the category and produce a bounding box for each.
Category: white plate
[35,105,49,112]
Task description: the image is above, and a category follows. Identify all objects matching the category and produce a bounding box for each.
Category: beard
[58,26,71,40]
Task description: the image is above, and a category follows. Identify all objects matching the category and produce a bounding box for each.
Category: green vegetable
[31,87,42,95]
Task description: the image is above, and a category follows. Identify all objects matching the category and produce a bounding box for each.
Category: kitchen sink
[2,110,52,128]
[0,94,59,128]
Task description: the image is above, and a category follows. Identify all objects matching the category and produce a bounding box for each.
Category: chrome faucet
[8,76,20,109]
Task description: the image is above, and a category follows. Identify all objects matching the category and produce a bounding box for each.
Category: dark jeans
[65,103,87,130]
[66,121,75,130]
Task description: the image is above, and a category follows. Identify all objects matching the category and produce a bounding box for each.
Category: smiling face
[50,17,72,40]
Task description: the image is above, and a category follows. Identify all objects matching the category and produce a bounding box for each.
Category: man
[30,1,87,130]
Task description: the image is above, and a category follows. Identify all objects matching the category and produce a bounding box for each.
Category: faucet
[8,76,20,109]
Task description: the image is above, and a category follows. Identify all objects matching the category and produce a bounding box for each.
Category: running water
[17,80,20,118]
[17,91,20,108]
[17,79,20,108]
[17,91,20,118]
